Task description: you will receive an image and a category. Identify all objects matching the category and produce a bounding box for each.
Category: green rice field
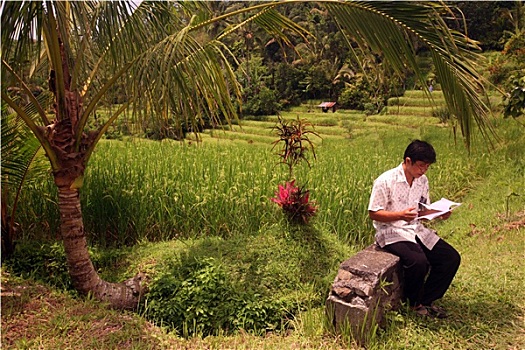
[16,96,517,249]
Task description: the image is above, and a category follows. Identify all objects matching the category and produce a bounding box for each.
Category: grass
[383,105,440,117]
[1,271,170,350]
[3,90,524,349]
[366,114,444,127]
[2,211,523,349]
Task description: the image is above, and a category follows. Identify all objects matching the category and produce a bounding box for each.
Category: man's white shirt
[368,163,440,250]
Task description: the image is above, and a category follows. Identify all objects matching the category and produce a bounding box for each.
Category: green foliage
[503,76,525,118]
[241,86,282,117]
[143,120,186,141]
[432,106,452,123]
[237,56,282,117]
[301,63,334,100]
[5,241,129,289]
[142,255,291,336]
[272,62,305,107]
[484,48,525,119]
[363,102,380,116]
[6,241,72,290]
[502,30,525,58]
[486,55,521,87]
[1,107,48,259]
[338,84,371,110]
[338,84,386,116]
[449,1,516,51]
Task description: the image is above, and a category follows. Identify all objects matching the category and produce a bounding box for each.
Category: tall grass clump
[83,139,289,245]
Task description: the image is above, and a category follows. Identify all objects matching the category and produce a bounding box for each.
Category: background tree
[2,0,494,309]
[448,1,516,51]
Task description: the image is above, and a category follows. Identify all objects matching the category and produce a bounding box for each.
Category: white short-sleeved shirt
[368,163,440,250]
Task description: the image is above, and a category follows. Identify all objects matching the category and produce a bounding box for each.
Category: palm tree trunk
[58,186,144,309]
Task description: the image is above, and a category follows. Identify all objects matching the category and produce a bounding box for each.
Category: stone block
[326,244,403,344]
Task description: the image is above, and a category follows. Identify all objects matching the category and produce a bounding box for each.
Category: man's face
[406,158,431,178]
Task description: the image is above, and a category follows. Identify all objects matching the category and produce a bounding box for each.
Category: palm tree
[1,0,492,309]
[0,0,309,309]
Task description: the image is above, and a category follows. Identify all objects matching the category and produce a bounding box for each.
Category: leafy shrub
[503,76,525,119]
[242,86,282,117]
[363,102,376,116]
[487,59,515,86]
[5,241,127,289]
[338,85,370,110]
[142,255,291,336]
[486,50,524,89]
[502,30,525,58]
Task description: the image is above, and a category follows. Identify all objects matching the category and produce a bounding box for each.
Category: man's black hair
[403,140,436,164]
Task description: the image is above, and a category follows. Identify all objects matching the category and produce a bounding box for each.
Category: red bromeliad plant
[271,180,317,225]
[271,116,319,225]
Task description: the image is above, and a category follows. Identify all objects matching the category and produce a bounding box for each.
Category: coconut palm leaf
[1,112,43,187]
[322,0,494,148]
[1,107,47,258]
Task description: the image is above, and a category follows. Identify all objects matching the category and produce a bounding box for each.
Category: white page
[416,198,461,220]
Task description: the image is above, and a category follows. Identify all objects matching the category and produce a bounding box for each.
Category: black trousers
[383,237,461,306]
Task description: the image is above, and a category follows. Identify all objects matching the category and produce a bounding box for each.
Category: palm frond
[1,1,45,65]
[1,109,46,194]
[323,1,494,148]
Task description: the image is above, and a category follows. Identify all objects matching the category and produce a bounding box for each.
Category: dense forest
[143,1,523,139]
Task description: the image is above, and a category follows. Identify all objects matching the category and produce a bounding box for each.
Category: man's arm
[369,208,418,223]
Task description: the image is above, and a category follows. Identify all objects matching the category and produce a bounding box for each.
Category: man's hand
[417,209,452,221]
[369,207,419,223]
[400,207,418,222]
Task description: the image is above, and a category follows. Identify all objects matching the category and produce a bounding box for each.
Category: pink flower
[271,180,317,224]
[270,180,297,205]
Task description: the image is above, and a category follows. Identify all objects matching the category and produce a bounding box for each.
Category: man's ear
[404,157,411,164]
